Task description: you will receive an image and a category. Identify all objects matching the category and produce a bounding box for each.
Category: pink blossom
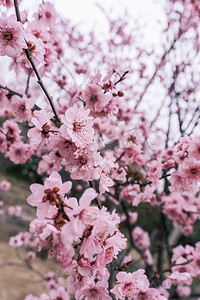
[75,278,112,300]
[176,285,191,298]
[65,147,102,181]
[27,251,36,261]
[38,1,58,24]
[9,232,34,248]
[11,95,34,122]
[132,226,151,250]
[0,180,11,190]
[82,83,111,115]
[178,158,200,183]
[110,269,149,300]
[0,132,7,153]
[60,106,94,147]
[147,158,162,185]
[96,231,126,272]
[99,159,114,194]
[136,288,168,300]
[17,32,44,68]
[28,110,56,152]
[49,286,70,300]
[188,136,200,160]
[27,172,72,219]
[2,119,21,145]
[38,154,54,175]
[8,205,22,217]
[173,135,191,162]
[162,271,192,289]
[27,20,50,42]
[0,13,27,57]
[6,141,33,164]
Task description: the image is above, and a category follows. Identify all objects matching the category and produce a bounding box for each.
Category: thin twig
[0,84,23,98]
[175,94,183,135]
[134,36,180,111]
[165,97,173,149]
[89,181,102,209]
[182,106,199,135]
[25,68,33,97]
[108,260,115,299]
[0,261,45,279]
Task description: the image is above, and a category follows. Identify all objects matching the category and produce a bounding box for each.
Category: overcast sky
[54,0,166,44]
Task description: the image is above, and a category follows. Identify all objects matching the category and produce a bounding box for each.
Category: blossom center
[190,168,197,175]
[19,104,25,111]
[73,121,84,133]
[90,288,97,296]
[78,155,88,165]
[15,149,21,155]
[3,31,13,41]
[42,123,51,138]
[45,12,51,19]
[90,95,98,102]
[27,41,36,52]
[42,187,61,205]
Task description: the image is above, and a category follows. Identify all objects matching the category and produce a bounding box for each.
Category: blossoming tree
[0,0,200,299]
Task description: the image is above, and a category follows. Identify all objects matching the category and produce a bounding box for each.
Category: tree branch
[13,0,62,125]
[0,84,23,98]
[25,67,32,97]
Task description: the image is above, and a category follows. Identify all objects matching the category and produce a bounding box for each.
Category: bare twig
[25,68,33,97]
[89,181,102,209]
[165,97,173,149]
[0,84,23,98]
[134,36,180,111]
[0,261,45,279]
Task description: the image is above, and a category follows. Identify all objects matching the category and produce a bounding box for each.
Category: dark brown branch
[114,70,129,86]
[182,106,199,135]
[13,0,21,22]
[89,181,102,209]
[175,95,183,135]
[25,68,33,97]
[108,260,115,299]
[0,84,23,98]
[188,116,200,136]
[165,97,173,149]
[13,0,62,125]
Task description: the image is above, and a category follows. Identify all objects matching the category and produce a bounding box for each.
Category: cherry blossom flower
[162,271,192,289]
[38,1,58,24]
[8,205,22,217]
[75,278,112,300]
[38,154,54,175]
[0,180,11,190]
[110,269,149,300]
[65,147,102,181]
[10,95,34,122]
[27,172,72,219]
[60,105,94,147]
[82,83,111,115]
[132,226,151,250]
[0,13,27,57]
[28,110,56,152]
[49,286,70,300]
[6,141,33,164]
[17,32,45,68]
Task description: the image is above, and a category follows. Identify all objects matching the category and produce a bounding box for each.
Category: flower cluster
[1,0,200,299]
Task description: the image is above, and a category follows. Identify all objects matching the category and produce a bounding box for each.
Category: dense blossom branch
[13,0,62,125]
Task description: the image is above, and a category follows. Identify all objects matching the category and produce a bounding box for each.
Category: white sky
[54,0,166,44]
